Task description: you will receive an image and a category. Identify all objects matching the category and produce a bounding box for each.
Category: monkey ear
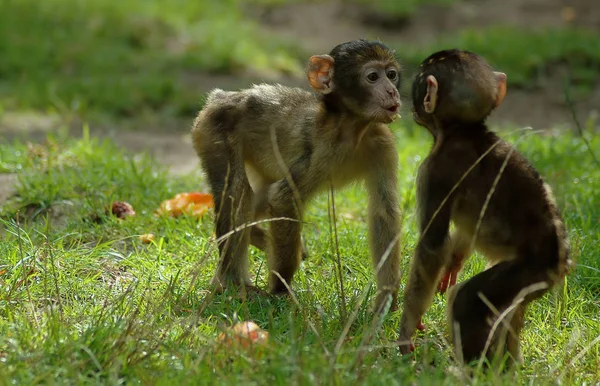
[308,55,335,94]
[424,75,438,113]
[494,72,507,107]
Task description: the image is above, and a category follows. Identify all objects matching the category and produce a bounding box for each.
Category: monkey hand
[438,257,464,294]
[438,270,459,294]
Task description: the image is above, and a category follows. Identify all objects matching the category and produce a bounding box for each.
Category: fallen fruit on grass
[110,201,136,219]
[216,321,269,354]
[157,192,214,217]
[139,233,155,243]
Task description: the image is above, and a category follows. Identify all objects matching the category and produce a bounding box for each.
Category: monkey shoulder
[421,138,478,184]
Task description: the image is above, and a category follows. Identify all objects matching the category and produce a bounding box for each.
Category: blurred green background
[1,0,599,134]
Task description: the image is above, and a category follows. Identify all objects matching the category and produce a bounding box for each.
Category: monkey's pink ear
[308,55,335,94]
[424,75,438,113]
[494,72,507,107]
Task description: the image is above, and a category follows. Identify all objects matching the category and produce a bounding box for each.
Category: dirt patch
[247,0,600,130]
[251,0,600,52]
[107,129,199,175]
[490,74,600,130]
[0,111,200,176]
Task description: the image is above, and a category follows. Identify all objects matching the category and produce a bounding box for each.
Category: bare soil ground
[249,0,600,129]
[253,0,600,51]
[1,0,599,204]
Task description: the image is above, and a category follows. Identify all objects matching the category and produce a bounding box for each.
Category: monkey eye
[366,72,379,83]
[387,69,398,80]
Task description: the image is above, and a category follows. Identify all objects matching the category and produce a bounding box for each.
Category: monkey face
[360,61,402,123]
[309,39,403,124]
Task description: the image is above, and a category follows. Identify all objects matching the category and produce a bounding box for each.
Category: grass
[1,0,599,123]
[400,27,600,92]
[0,123,598,384]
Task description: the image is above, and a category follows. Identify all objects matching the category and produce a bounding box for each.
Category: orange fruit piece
[216,321,269,352]
[157,192,214,217]
[139,233,155,243]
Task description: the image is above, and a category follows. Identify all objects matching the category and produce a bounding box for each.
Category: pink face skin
[361,61,402,123]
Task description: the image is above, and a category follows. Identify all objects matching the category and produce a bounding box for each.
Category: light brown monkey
[192,40,403,312]
[397,49,571,365]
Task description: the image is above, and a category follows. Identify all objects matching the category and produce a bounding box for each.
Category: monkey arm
[398,167,455,353]
[365,145,401,313]
[438,265,461,294]
[438,229,473,293]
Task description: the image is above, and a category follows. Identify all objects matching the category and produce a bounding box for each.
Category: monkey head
[307,39,402,124]
[411,49,507,127]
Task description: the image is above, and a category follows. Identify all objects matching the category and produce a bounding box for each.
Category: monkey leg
[266,180,304,294]
[198,141,254,291]
[448,259,552,365]
[250,225,309,261]
[502,302,525,365]
[250,226,268,251]
[251,185,308,262]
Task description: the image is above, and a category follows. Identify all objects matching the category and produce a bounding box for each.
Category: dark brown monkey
[397,49,571,365]
[192,40,403,312]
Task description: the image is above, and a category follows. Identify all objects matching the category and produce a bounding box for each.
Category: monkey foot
[241,284,269,297]
[397,337,415,355]
[211,278,269,300]
[269,284,294,297]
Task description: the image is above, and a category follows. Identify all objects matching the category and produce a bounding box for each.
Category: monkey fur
[398,49,571,365]
[192,39,403,312]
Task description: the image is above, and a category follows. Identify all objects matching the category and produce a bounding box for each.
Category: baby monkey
[398,50,571,365]
[192,40,403,312]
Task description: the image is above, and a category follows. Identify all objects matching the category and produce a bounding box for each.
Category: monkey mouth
[384,105,400,121]
[386,104,400,114]
[376,104,401,122]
